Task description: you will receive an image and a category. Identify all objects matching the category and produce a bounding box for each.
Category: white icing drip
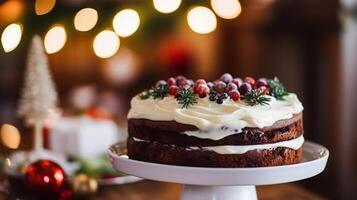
[132,136,304,155]
[128,93,303,135]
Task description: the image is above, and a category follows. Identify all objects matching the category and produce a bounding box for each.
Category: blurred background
[0,0,356,199]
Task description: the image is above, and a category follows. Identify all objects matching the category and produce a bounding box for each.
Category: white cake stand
[107,141,328,200]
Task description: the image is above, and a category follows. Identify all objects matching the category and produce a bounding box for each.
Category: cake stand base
[181,185,257,200]
[108,141,328,200]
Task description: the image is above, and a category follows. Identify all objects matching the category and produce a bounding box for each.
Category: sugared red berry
[232,78,243,87]
[176,75,187,80]
[214,81,227,93]
[216,98,224,104]
[156,80,167,87]
[194,79,206,91]
[196,84,210,98]
[177,79,189,86]
[167,77,176,86]
[256,78,267,88]
[244,77,256,87]
[199,94,207,98]
[195,79,206,86]
[239,83,252,95]
[258,86,270,95]
[220,73,233,83]
[226,82,238,92]
[229,90,240,101]
[168,85,179,95]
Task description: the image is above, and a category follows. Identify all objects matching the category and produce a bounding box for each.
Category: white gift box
[49,116,121,159]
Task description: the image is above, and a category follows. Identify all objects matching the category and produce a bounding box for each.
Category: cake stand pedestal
[107,141,328,200]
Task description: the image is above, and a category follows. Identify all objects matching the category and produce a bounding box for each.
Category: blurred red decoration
[58,188,73,200]
[158,39,192,73]
[25,160,66,198]
[85,106,112,120]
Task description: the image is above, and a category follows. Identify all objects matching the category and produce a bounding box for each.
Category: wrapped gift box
[49,116,121,159]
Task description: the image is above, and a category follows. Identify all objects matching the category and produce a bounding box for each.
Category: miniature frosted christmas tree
[18,35,58,151]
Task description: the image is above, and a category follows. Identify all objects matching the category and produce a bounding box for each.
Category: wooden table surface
[1,180,326,200]
[93,181,325,200]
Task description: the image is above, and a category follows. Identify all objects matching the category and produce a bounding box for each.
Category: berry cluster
[199,73,271,104]
[140,74,289,108]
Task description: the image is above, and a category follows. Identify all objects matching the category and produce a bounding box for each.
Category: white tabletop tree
[17,35,59,152]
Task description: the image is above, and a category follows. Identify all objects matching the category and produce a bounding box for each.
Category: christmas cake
[127,74,304,167]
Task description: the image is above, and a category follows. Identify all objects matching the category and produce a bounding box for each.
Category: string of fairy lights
[0,0,242,59]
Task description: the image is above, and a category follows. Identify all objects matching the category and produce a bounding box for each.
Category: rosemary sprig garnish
[138,84,169,100]
[244,90,271,106]
[268,77,289,100]
[151,84,169,99]
[139,90,152,99]
[176,88,198,108]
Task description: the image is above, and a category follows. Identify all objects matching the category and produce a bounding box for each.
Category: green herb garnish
[151,84,169,99]
[139,84,169,100]
[268,77,289,100]
[139,90,152,99]
[176,88,198,108]
[244,90,271,106]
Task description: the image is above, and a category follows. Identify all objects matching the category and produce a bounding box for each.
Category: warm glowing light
[44,176,50,183]
[0,0,24,22]
[35,0,56,15]
[5,158,11,167]
[1,124,21,149]
[44,25,67,54]
[74,8,98,32]
[211,0,241,19]
[112,9,140,37]
[187,7,217,34]
[1,23,22,53]
[153,0,181,14]
[102,46,140,85]
[54,171,64,181]
[93,30,120,58]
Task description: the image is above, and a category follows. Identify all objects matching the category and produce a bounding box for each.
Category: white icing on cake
[132,136,304,155]
[128,93,303,137]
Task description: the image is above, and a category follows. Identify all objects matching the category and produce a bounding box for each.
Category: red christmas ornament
[25,160,66,198]
[58,188,73,200]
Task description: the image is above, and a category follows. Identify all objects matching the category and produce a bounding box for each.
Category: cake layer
[133,135,304,154]
[128,113,303,146]
[127,137,303,167]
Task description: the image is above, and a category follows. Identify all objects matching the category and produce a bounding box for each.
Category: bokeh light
[35,0,56,15]
[74,8,98,32]
[153,0,181,14]
[44,25,67,54]
[1,23,23,53]
[1,124,21,149]
[0,0,24,22]
[93,30,120,59]
[102,46,140,85]
[211,0,241,19]
[187,6,217,34]
[112,9,140,37]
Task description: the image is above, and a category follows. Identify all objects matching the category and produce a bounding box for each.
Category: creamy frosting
[128,93,303,134]
[132,136,304,154]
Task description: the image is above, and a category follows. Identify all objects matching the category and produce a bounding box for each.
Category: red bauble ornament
[58,188,73,200]
[25,160,66,198]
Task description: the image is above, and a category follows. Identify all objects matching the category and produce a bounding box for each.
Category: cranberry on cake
[127,74,304,167]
